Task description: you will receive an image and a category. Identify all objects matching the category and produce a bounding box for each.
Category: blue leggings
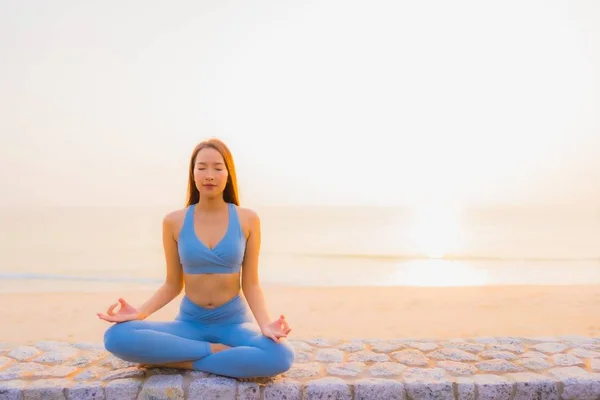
[103,294,295,378]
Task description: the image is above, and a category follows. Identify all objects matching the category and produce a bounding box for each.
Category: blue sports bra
[178,203,246,274]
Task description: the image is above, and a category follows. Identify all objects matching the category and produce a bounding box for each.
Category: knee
[103,321,140,354]
[271,341,295,374]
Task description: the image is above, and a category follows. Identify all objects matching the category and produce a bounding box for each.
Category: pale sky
[1,0,599,208]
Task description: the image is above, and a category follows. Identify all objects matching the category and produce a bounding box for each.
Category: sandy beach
[1,285,599,344]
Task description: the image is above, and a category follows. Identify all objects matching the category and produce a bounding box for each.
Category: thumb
[118,298,131,308]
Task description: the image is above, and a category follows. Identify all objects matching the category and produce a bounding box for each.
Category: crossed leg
[103,320,295,378]
[103,320,217,364]
[190,322,295,378]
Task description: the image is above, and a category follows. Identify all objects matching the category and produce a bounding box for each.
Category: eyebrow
[196,161,224,165]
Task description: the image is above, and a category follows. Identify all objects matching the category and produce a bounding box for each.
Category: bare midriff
[183,272,241,308]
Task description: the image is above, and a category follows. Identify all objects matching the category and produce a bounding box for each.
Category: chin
[200,191,224,200]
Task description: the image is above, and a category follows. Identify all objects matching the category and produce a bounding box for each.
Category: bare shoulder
[163,208,188,238]
[236,206,260,223]
[235,206,260,237]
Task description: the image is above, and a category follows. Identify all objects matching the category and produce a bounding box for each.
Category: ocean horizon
[1,204,599,292]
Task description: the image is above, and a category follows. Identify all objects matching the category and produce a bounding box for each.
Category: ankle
[210,343,231,353]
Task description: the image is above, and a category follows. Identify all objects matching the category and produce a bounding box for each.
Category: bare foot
[210,343,232,353]
[137,343,231,370]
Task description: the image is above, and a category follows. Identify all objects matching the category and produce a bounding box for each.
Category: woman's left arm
[241,209,272,329]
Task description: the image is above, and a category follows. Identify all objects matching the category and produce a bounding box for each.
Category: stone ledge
[1,336,600,399]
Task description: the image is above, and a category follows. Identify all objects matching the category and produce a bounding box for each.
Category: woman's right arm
[136,213,184,319]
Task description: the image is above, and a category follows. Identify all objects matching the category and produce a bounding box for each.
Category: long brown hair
[186,138,240,206]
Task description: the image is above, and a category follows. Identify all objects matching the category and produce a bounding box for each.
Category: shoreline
[2,275,600,295]
[2,284,600,345]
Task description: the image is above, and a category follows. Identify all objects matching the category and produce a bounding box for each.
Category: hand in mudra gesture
[261,315,292,343]
[97,298,141,323]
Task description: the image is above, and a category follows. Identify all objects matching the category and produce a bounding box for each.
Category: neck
[195,196,227,212]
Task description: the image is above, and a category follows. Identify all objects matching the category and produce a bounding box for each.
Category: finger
[273,330,288,338]
[119,298,133,309]
[99,313,132,323]
[106,302,118,316]
[284,327,292,335]
[280,321,290,334]
[275,325,287,334]
[268,333,280,343]
[97,313,116,322]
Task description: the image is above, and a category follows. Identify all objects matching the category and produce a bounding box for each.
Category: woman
[98,138,295,379]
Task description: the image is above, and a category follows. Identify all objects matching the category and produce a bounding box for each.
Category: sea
[1,205,599,293]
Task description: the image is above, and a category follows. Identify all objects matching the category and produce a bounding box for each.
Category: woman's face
[194,147,229,199]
